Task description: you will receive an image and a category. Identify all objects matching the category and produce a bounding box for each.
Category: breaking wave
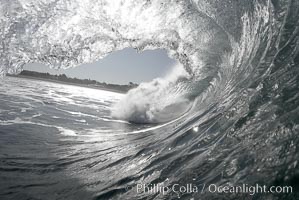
[1,0,299,199]
[0,0,278,125]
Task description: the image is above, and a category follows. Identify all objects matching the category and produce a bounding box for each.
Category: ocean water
[1,0,299,199]
[0,77,155,199]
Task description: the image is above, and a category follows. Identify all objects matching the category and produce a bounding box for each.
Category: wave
[111,1,272,123]
[0,0,274,124]
[1,0,299,199]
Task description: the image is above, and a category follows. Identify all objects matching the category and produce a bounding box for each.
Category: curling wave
[0,0,274,125]
[1,0,299,199]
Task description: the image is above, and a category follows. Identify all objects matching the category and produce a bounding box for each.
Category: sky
[24,48,177,84]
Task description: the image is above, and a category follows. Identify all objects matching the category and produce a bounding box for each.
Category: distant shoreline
[7,75,128,94]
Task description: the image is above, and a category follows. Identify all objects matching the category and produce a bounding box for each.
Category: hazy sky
[24,48,177,84]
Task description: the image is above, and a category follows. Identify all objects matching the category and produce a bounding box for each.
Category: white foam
[57,127,77,136]
[111,64,191,123]
[0,117,77,137]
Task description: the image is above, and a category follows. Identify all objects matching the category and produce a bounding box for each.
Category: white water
[111,64,191,123]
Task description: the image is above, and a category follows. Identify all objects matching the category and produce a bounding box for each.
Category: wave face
[1,0,299,199]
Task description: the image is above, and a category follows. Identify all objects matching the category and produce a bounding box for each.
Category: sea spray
[111,64,191,123]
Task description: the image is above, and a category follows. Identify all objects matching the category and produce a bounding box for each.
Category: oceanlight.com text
[132,183,293,197]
